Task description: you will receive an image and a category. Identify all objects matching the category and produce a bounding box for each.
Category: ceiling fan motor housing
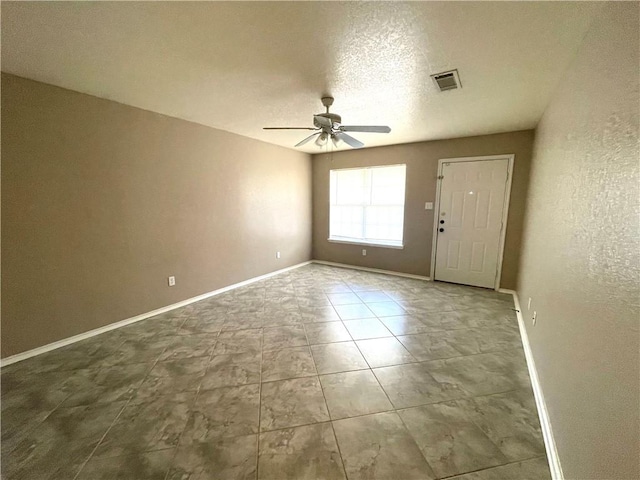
[314,113,342,129]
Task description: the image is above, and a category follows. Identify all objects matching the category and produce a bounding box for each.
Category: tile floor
[1,264,551,479]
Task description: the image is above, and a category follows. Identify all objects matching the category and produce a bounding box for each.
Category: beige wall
[517,3,639,479]
[312,130,534,289]
[1,73,312,358]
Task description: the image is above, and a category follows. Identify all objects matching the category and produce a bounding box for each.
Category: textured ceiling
[1,2,603,152]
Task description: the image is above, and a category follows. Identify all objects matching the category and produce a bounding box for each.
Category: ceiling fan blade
[295,132,321,147]
[335,132,364,148]
[313,115,332,128]
[263,127,318,130]
[340,125,391,133]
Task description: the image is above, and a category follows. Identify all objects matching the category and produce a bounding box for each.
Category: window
[329,164,406,248]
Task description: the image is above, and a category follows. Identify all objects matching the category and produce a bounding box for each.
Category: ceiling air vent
[431,69,462,92]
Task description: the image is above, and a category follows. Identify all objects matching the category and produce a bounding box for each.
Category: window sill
[327,238,404,250]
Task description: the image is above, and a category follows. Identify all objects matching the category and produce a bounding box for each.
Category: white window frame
[328,164,407,249]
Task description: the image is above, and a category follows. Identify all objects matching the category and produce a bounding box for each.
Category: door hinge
[437,175,444,180]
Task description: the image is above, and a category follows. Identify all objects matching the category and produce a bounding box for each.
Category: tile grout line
[322,289,515,371]
[255,287,267,479]
[324,279,430,475]
[2,334,137,459]
[303,293,350,480]
[394,402,440,478]
[3,386,75,458]
[437,455,550,480]
[307,275,356,474]
[70,346,168,480]
[253,383,527,435]
[161,308,225,480]
[71,399,132,480]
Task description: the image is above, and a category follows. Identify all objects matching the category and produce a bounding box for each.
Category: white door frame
[429,154,515,290]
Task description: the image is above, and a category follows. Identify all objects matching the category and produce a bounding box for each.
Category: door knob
[439,228,444,233]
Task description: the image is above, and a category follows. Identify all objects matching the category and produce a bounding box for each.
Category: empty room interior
[1,2,639,480]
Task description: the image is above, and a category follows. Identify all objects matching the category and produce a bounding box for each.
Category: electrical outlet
[532,311,537,325]
[168,276,176,287]
[276,251,281,259]
[527,297,532,310]
[362,249,367,256]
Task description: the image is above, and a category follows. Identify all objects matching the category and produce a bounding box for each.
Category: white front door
[434,158,510,289]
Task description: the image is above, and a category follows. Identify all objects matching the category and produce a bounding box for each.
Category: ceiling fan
[263,96,391,148]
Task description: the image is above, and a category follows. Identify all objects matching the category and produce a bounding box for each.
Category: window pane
[371,165,406,205]
[330,165,405,246]
[364,206,404,242]
[330,205,364,239]
[334,169,367,205]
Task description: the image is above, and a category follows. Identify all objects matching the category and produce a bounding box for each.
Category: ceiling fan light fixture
[315,132,328,146]
[331,134,341,147]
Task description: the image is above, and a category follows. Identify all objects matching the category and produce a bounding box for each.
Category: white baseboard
[312,260,430,281]
[0,261,312,368]
[500,288,564,480]
[3,259,422,367]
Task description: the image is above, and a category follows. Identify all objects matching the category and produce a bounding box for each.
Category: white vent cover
[431,69,462,91]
